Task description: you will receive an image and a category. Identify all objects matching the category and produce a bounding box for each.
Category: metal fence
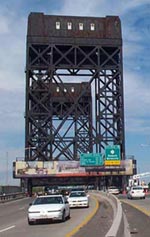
[0,192,26,203]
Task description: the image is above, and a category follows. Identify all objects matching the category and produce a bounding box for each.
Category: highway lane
[120,195,150,237]
[1,193,150,237]
[75,193,150,237]
[0,198,30,227]
[0,195,98,237]
[121,195,150,215]
[71,193,113,237]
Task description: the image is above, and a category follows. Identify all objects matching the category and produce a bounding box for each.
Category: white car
[28,194,70,225]
[107,186,120,195]
[127,186,145,199]
[68,191,89,208]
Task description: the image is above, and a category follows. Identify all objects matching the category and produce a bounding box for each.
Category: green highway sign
[105,145,121,161]
[80,153,104,166]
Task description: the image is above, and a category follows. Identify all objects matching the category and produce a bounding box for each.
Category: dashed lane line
[0,225,15,233]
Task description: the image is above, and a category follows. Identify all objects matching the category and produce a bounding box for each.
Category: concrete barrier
[93,191,131,237]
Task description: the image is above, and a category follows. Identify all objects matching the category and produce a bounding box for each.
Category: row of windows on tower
[56,22,95,31]
[56,87,75,93]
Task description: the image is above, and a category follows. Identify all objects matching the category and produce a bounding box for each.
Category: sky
[0,0,150,185]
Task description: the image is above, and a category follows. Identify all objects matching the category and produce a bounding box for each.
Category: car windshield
[33,196,63,205]
[69,192,86,197]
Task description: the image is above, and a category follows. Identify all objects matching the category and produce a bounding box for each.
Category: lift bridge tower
[25,13,125,162]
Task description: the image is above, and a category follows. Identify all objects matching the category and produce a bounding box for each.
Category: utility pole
[6,151,9,185]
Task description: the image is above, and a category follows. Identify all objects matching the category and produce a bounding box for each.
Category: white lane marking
[0,225,15,233]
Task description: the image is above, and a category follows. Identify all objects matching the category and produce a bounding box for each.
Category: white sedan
[68,191,89,208]
[127,186,145,199]
[107,186,120,195]
[28,194,70,225]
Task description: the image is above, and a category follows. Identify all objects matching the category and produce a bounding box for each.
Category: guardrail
[0,192,26,203]
[93,191,131,237]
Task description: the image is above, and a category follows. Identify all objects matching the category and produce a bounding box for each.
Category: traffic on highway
[1,190,150,237]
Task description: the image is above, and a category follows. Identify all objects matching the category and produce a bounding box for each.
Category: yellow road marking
[65,196,99,237]
[121,200,150,216]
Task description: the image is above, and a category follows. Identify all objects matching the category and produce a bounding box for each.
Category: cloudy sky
[0,0,150,185]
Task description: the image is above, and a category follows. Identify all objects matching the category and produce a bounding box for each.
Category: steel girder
[25,43,125,161]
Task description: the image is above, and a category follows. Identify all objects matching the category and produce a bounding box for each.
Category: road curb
[93,191,131,237]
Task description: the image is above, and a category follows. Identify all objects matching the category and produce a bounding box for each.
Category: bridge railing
[0,192,26,203]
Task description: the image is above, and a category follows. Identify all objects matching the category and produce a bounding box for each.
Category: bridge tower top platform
[27,12,122,45]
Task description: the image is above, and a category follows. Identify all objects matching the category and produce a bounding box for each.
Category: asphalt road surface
[0,193,114,237]
[121,195,150,237]
[0,195,100,237]
[1,193,150,237]
[72,195,113,237]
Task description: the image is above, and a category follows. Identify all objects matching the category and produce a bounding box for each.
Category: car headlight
[28,211,40,213]
[48,209,62,213]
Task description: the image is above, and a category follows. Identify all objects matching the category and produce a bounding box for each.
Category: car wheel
[61,210,66,222]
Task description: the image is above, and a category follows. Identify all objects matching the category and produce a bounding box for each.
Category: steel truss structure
[25,13,125,161]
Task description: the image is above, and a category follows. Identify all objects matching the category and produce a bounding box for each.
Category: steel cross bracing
[25,43,125,161]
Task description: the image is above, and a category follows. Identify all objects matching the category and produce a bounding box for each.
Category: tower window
[67,22,72,30]
[56,87,60,92]
[79,23,83,30]
[90,23,95,31]
[56,22,60,29]
[71,87,75,93]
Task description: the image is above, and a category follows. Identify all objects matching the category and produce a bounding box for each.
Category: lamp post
[6,151,9,185]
